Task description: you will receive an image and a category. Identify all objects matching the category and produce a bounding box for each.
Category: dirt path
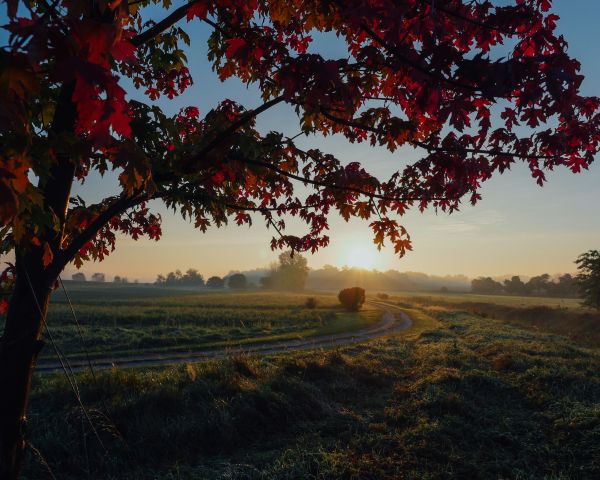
[36,301,412,374]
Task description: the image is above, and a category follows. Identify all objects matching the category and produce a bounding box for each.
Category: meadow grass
[392,293,600,348]
[387,290,585,310]
[39,289,380,361]
[23,301,600,479]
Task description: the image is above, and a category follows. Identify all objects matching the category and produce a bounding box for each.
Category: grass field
[23,299,600,479]
[39,284,380,361]
[389,290,585,310]
[389,291,600,348]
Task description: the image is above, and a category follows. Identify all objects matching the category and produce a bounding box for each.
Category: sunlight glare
[342,243,378,269]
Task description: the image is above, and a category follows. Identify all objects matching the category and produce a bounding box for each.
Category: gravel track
[36,301,412,374]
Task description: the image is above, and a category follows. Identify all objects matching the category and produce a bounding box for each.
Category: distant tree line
[227,273,247,289]
[71,272,86,282]
[471,274,579,298]
[206,276,225,288]
[306,265,471,292]
[155,269,205,287]
[71,272,134,283]
[154,269,248,289]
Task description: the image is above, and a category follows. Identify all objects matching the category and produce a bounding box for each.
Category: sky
[48,1,600,281]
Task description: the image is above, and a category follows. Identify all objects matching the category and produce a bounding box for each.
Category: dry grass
[396,294,600,348]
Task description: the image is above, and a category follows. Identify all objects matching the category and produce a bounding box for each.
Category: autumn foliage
[1,0,598,306]
[0,0,597,360]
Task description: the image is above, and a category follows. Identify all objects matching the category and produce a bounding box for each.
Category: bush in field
[305,297,318,309]
[338,287,365,311]
[376,293,389,300]
[206,276,225,288]
[227,273,247,290]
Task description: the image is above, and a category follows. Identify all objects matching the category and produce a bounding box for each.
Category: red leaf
[112,39,136,62]
[109,105,132,138]
[567,156,589,173]
[186,106,200,118]
[225,38,246,59]
[211,171,225,184]
[42,242,53,268]
[187,2,208,21]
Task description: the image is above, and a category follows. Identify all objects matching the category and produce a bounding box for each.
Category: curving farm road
[36,301,412,374]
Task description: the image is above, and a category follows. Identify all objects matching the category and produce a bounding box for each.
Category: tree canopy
[227,273,247,289]
[206,275,225,288]
[261,251,309,290]
[155,268,205,286]
[472,273,579,297]
[1,0,599,302]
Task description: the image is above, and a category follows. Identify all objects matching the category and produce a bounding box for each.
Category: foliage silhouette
[576,250,600,309]
[338,287,366,312]
[227,273,248,290]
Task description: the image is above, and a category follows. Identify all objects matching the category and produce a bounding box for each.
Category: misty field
[390,290,585,309]
[23,296,600,480]
[40,284,380,361]
[391,291,600,348]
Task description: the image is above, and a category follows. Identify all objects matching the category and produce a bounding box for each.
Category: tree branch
[50,194,143,277]
[180,95,285,172]
[433,4,521,36]
[320,108,414,136]
[153,188,320,213]
[320,109,557,160]
[130,1,195,47]
[360,23,479,93]
[240,157,441,203]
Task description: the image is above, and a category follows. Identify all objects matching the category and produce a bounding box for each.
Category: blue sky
[10,1,600,281]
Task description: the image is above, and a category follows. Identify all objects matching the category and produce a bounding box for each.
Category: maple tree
[0,0,599,477]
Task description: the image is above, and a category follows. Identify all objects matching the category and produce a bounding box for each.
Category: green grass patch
[389,290,585,310]
[394,294,600,348]
[38,291,380,361]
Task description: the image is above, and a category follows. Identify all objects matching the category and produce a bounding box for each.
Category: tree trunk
[0,253,53,480]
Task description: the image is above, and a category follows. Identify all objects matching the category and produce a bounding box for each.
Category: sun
[342,244,377,269]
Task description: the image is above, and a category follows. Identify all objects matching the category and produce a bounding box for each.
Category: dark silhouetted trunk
[0,251,53,479]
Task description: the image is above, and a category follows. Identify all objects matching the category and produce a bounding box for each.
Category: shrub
[305,297,318,309]
[206,276,225,288]
[227,273,247,290]
[376,293,389,300]
[338,287,366,311]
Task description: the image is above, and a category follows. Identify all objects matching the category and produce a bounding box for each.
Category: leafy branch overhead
[1,0,599,288]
